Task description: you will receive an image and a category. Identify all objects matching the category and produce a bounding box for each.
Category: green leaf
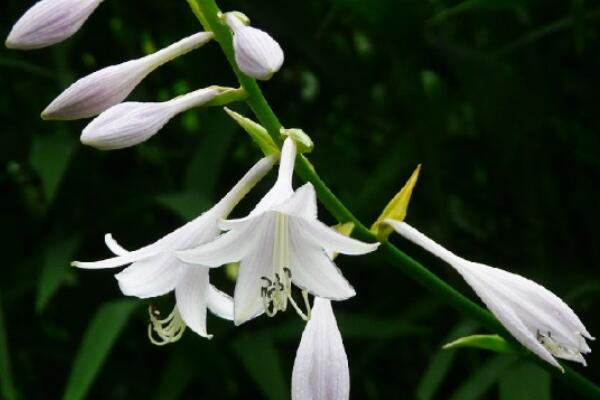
[224,107,279,156]
[449,355,517,400]
[499,361,551,400]
[62,300,138,400]
[36,236,81,313]
[232,334,286,400]
[0,292,18,400]
[29,130,76,208]
[416,321,478,400]
[443,334,516,353]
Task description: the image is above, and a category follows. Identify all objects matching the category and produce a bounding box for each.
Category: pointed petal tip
[40,102,63,120]
[4,38,17,49]
[40,107,58,121]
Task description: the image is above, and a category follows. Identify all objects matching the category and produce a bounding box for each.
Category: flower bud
[42,32,214,120]
[292,298,350,400]
[5,0,103,50]
[80,87,220,150]
[225,13,284,81]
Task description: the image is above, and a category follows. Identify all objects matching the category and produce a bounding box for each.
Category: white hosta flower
[42,32,213,120]
[5,0,103,50]
[386,220,594,371]
[292,297,350,400]
[80,87,220,150]
[225,12,284,81]
[72,156,275,341]
[178,138,379,325]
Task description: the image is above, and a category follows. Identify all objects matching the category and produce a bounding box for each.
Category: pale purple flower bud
[80,87,220,150]
[42,32,214,120]
[5,0,103,50]
[225,13,284,81]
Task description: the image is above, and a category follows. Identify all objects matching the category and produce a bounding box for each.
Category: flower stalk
[189,0,600,397]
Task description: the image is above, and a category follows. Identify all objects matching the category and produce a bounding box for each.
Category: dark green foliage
[0,0,598,398]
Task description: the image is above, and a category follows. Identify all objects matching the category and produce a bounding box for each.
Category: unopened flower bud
[42,32,214,120]
[5,0,103,50]
[292,298,350,400]
[80,87,220,150]
[224,13,284,81]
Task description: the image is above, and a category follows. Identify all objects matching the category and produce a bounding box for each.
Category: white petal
[292,298,350,400]
[459,266,563,370]
[175,265,211,338]
[233,214,277,325]
[116,253,182,298]
[176,218,258,267]
[469,263,589,352]
[219,214,261,231]
[207,285,234,321]
[42,32,213,120]
[211,155,277,218]
[295,218,379,255]
[275,183,317,220]
[104,233,128,256]
[289,233,355,300]
[226,14,284,81]
[482,263,593,340]
[249,138,297,216]
[390,221,567,369]
[385,220,463,266]
[71,242,161,269]
[5,0,102,50]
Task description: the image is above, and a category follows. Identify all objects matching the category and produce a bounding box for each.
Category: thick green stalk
[189,0,600,397]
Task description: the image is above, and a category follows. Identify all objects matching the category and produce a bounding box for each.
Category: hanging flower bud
[224,12,284,81]
[42,32,214,120]
[80,87,220,150]
[292,298,350,400]
[5,0,103,50]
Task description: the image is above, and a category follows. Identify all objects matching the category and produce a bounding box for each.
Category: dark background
[0,0,598,399]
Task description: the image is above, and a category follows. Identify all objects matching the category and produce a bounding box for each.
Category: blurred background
[1,0,599,398]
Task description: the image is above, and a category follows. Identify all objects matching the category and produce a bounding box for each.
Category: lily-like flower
[42,32,213,120]
[386,220,594,371]
[178,138,379,325]
[80,86,221,150]
[5,0,103,50]
[224,12,284,81]
[72,156,276,341]
[292,297,350,400]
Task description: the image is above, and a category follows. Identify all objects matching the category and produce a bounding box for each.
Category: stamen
[147,305,186,346]
[536,329,576,356]
[260,268,311,321]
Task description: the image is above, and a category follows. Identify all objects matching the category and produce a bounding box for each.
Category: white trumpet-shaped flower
[386,220,594,371]
[225,12,284,81]
[5,0,103,50]
[292,297,350,400]
[80,87,221,150]
[72,156,276,341]
[42,32,213,120]
[178,138,379,325]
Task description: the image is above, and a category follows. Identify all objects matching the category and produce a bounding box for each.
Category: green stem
[189,0,600,397]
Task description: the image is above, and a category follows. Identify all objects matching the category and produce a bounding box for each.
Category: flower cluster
[6,0,594,398]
